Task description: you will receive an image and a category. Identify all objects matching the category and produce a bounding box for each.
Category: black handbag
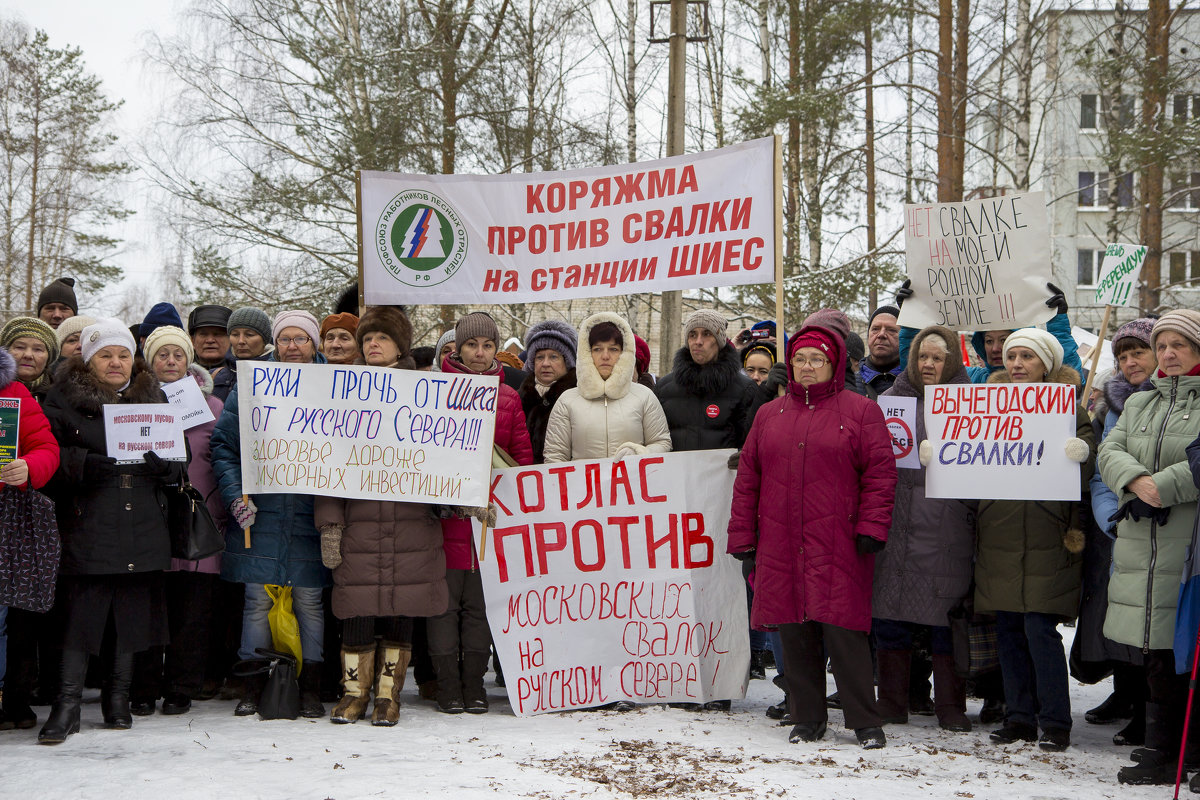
[232,648,299,720]
[167,479,224,561]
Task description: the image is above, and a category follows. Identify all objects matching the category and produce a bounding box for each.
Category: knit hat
[1151,310,1200,354]
[1111,317,1155,355]
[634,335,651,377]
[229,307,272,343]
[81,317,136,363]
[321,312,359,341]
[187,304,232,334]
[790,328,839,359]
[0,317,58,363]
[801,308,850,343]
[455,312,499,351]
[272,310,320,344]
[683,309,729,348]
[139,302,183,339]
[869,305,901,326]
[1003,328,1064,376]
[144,325,194,365]
[523,320,577,372]
[55,314,96,348]
[845,332,865,363]
[432,330,455,372]
[356,306,412,356]
[37,277,78,314]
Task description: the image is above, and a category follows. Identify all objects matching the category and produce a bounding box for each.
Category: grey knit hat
[523,320,577,372]
[432,330,455,372]
[228,307,272,343]
[1152,310,1200,354]
[684,309,729,348]
[455,312,499,351]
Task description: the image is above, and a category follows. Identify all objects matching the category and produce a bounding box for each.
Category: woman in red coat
[728,325,897,749]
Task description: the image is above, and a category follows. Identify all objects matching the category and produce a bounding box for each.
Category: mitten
[856,534,885,555]
[320,524,344,568]
[918,440,933,467]
[1063,437,1090,463]
[613,442,647,461]
[230,496,257,529]
[731,549,756,562]
[84,453,118,481]
[143,450,171,476]
[727,451,741,471]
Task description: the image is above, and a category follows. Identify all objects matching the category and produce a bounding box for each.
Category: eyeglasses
[277,336,311,346]
[793,356,829,369]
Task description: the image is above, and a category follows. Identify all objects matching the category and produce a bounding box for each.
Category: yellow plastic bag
[265,584,303,672]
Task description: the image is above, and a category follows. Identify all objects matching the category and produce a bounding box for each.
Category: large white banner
[899,192,1055,331]
[359,138,777,305]
[924,383,1080,501]
[237,361,497,505]
[476,450,750,715]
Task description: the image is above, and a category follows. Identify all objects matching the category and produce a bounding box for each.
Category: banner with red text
[359,138,777,305]
[237,361,496,505]
[924,383,1080,500]
[899,191,1054,331]
[475,450,749,715]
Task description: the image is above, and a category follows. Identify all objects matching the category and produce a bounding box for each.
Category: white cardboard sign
[103,404,187,464]
[162,377,216,430]
[1093,242,1146,307]
[879,395,921,469]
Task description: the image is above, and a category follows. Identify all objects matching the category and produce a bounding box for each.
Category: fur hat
[229,307,272,342]
[37,277,77,314]
[1152,310,1200,354]
[356,306,413,357]
[187,304,232,334]
[272,310,320,344]
[523,320,577,372]
[320,312,359,340]
[1003,328,1064,376]
[55,315,96,348]
[139,302,183,339]
[684,309,729,348]
[801,308,850,343]
[0,316,58,363]
[144,325,195,365]
[81,317,136,363]
[455,312,499,351]
[1111,318,1155,355]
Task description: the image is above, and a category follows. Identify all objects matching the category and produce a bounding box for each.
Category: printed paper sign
[103,404,187,463]
[359,138,777,305]
[879,395,920,469]
[924,383,1080,501]
[0,398,19,465]
[162,377,216,430]
[237,361,497,505]
[1094,242,1146,307]
[476,450,750,715]
[899,192,1055,331]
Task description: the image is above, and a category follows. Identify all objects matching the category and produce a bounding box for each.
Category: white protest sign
[103,404,187,463]
[1094,242,1146,307]
[879,395,920,469]
[1072,326,1115,378]
[237,361,497,505]
[899,191,1054,331]
[924,383,1080,501]
[162,377,215,430]
[476,450,749,715]
[359,138,777,305]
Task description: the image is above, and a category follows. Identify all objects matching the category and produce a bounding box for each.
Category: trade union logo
[375,189,467,287]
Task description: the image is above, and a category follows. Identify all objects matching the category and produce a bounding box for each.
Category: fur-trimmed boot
[330,646,375,724]
[372,642,412,726]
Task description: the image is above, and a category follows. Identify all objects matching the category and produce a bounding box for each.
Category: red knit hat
[634,335,651,376]
[789,328,838,360]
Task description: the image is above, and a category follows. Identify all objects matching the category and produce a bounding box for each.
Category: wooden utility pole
[865,18,877,312]
[658,0,688,375]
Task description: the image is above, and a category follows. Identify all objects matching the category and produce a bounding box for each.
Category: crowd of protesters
[2,275,1200,789]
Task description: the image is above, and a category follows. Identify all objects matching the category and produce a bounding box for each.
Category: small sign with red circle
[705,404,720,418]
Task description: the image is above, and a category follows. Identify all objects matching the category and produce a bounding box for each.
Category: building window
[1078,249,1097,285]
[1079,171,1134,208]
[1081,94,1099,129]
[1169,173,1200,209]
[1173,94,1200,122]
[1167,252,1200,287]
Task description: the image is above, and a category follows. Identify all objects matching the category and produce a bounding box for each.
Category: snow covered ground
[0,628,1183,800]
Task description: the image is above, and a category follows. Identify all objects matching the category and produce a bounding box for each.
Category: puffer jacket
[1098,372,1200,650]
[42,357,185,575]
[0,347,59,491]
[654,342,762,451]
[210,354,331,588]
[439,354,534,570]
[171,363,228,574]
[873,326,976,627]
[542,312,672,463]
[519,369,576,464]
[974,364,1094,619]
[728,325,897,632]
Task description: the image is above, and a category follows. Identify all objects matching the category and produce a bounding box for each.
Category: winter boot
[330,646,374,724]
[461,651,491,714]
[1086,691,1134,724]
[372,642,412,727]
[932,653,971,732]
[1114,700,1146,746]
[433,655,464,714]
[908,649,935,716]
[299,660,325,718]
[101,651,134,730]
[1117,702,1180,785]
[38,649,87,745]
[749,650,767,680]
[874,650,911,725]
[234,665,269,716]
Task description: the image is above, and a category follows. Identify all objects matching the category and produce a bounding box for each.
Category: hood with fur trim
[187,362,215,397]
[1104,370,1154,415]
[575,312,637,400]
[668,341,745,395]
[903,325,967,390]
[987,362,1082,389]
[53,355,163,413]
[0,347,16,391]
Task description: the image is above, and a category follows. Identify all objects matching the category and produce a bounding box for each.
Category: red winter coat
[440,355,534,569]
[0,347,59,490]
[728,326,897,632]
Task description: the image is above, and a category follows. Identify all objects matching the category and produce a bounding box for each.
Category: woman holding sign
[37,319,186,744]
[975,328,1093,753]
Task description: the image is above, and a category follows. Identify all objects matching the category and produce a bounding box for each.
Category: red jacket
[440,356,534,569]
[0,348,59,490]
[728,326,896,632]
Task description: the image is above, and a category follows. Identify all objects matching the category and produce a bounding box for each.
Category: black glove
[1045,282,1068,315]
[731,549,756,563]
[856,534,885,555]
[143,451,171,476]
[83,453,118,481]
[763,362,789,398]
[1109,498,1170,526]
[895,278,913,308]
[727,451,740,471]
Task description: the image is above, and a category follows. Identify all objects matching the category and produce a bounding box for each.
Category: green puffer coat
[974,366,1095,619]
[1098,373,1200,651]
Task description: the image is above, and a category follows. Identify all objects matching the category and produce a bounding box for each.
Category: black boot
[102,652,134,729]
[1117,703,1181,785]
[234,668,268,716]
[461,651,490,714]
[1114,700,1146,746]
[38,649,87,745]
[749,650,767,680]
[432,655,463,713]
[298,661,325,718]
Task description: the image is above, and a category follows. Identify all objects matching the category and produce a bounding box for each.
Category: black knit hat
[37,277,78,314]
[869,305,900,326]
[523,320,577,372]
